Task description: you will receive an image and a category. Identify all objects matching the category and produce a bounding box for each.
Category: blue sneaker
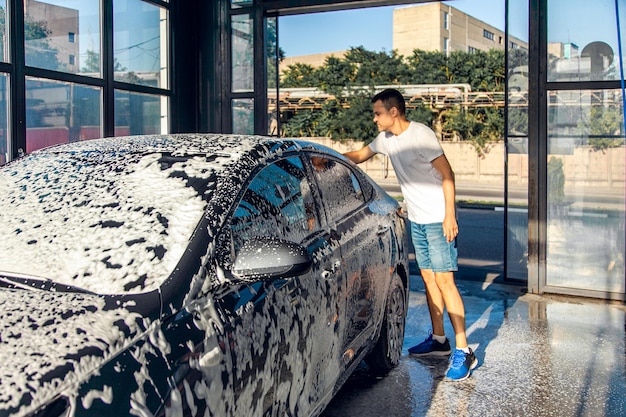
[446,348,478,381]
[408,334,451,356]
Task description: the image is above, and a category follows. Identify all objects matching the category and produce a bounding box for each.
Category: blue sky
[279,1,510,57]
[279,0,625,61]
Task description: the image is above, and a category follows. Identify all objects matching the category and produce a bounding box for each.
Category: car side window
[311,157,365,222]
[230,157,314,254]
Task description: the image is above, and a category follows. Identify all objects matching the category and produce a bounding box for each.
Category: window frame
[2,0,173,163]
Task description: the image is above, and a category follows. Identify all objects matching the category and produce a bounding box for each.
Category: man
[343,88,477,381]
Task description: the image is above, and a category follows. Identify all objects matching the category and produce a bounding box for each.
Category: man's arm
[431,154,458,243]
[343,145,376,164]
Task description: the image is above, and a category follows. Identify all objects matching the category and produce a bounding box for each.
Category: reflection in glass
[24,0,101,76]
[114,90,166,136]
[266,16,279,135]
[0,74,7,164]
[546,89,624,293]
[0,0,8,63]
[232,98,253,134]
[232,14,253,93]
[25,77,101,153]
[506,0,529,280]
[231,0,253,9]
[114,0,168,88]
[547,0,622,82]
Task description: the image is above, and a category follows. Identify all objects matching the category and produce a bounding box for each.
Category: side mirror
[233,236,312,280]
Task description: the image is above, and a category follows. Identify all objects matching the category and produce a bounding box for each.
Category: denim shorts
[411,222,458,272]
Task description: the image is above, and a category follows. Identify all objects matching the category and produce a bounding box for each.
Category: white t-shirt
[369,121,446,224]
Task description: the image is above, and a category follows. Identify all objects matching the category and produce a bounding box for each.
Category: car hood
[0,287,155,416]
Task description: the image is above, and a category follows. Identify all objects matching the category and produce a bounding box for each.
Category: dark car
[0,134,409,417]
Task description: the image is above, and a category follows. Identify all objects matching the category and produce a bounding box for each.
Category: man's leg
[420,268,446,337]
[408,223,451,355]
[434,271,467,349]
[434,271,478,381]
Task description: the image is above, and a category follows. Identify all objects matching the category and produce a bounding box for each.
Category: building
[279,3,528,76]
[279,50,347,75]
[25,0,80,73]
[393,3,527,57]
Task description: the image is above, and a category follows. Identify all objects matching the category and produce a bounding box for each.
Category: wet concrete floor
[322,276,626,417]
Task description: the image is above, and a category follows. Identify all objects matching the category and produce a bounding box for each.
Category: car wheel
[365,273,406,376]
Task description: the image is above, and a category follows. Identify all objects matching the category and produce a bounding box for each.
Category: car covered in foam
[0,133,409,417]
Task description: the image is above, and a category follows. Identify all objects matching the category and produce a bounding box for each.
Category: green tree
[344,47,410,86]
[279,46,509,151]
[547,157,565,206]
[405,49,449,84]
[24,15,63,71]
[332,93,378,142]
[442,106,503,156]
[579,106,624,152]
[316,56,355,96]
[82,49,142,84]
[407,104,435,127]
[281,109,321,137]
[281,63,318,88]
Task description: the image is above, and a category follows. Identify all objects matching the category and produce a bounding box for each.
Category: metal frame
[4,0,174,159]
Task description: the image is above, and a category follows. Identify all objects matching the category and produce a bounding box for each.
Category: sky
[279,0,624,60]
[279,1,510,57]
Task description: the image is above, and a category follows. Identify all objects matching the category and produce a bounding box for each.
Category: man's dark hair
[372,88,406,115]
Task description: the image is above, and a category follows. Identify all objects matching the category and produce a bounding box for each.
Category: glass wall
[0,0,7,164]
[0,74,8,165]
[25,78,102,148]
[24,0,105,149]
[114,0,169,89]
[1,0,171,164]
[24,0,100,75]
[266,16,279,136]
[231,10,254,134]
[546,0,625,295]
[506,0,529,281]
[114,90,163,136]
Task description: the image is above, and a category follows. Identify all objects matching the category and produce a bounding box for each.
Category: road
[381,180,623,209]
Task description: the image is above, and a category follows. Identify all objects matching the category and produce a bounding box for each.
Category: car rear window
[0,150,219,294]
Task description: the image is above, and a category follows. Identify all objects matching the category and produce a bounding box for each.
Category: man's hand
[442,215,458,243]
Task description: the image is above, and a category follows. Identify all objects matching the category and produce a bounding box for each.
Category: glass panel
[0,0,8,63]
[232,13,253,93]
[231,0,253,9]
[313,159,364,221]
[547,0,622,82]
[546,89,625,293]
[506,0,529,280]
[24,0,101,76]
[266,16,278,135]
[25,77,102,153]
[0,73,7,164]
[232,98,253,134]
[114,0,168,89]
[231,157,308,252]
[114,90,166,136]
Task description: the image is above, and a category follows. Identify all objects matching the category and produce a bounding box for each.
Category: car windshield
[0,149,219,294]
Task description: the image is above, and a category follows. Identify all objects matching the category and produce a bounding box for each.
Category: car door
[214,156,344,416]
[308,155,393,363]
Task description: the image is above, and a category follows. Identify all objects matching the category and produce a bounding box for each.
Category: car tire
[365,273,406,376]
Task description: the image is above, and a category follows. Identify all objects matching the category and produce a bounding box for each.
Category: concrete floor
[322,276,626,417]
